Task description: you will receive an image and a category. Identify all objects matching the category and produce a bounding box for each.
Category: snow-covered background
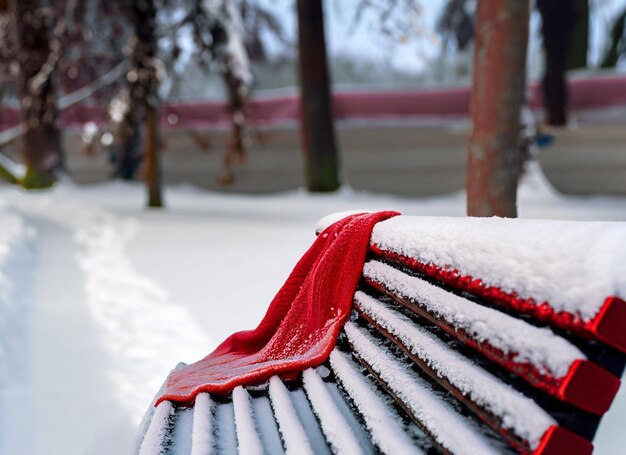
[167,0,626,100]
[0,166,625,454]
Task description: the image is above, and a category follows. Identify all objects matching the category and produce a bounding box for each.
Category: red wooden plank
[371,245,626,355]
[365,276,620,415]
[532,425,592,455]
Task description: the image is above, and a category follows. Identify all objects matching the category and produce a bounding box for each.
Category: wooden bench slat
[589,296,626,354]
[372,249,626,380]
[329,349,424,455]
[301,368,367,454]
[170,408,194,455]
[268,376,316,455]
[249,394,284,454]
[280,386,332,455]
[344,321,502,455]
[363,260,621,415]
[354,290,556,452]
[374,244,626,355]
[214,401,238,455]
[370,215,626,353]
[321,373,377,452]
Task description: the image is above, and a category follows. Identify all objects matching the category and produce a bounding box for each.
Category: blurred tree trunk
[218,62,248,186]
[10,0,63,188]
[144,105,162,207]
[567,0,589,70]
[467,0,530,218]
[537,0,576,126]
[600,8,626,68]
[296,0,340,192]
[129,0,162,208]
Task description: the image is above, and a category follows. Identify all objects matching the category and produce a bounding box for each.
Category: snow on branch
[200,0,253,185]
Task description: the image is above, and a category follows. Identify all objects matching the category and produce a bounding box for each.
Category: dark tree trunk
[296,0,340,192]
[537,0,576,126]
[129,0,163,207]
[144,105,162,207]
[112,113,142,181]
[567,0,589,70]
[11,0,63,188]
[467,0,530,218]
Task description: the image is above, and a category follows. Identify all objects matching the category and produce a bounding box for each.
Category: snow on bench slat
[171,408,194,455]
[233,386,264,455]
[302,368,364,454]
[250,394,285,454]
[354,290,555,450]
[344,322,500,455]
[363,260,584,379]
[285,388,331,455]
[328,349,423,455]
[138,400,174,455]
[370,216,626,322]
[268,376,315,455]
[191,393,214,455]
[321,371,376,452]
[215,402,238,455]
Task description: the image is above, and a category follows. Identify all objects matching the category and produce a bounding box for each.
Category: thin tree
[601,7,626,68]
[567,0,589,70]
[467,0,530,217]
[537,0,577,126]
[9,0,64,188]
[296,0,340,192]
[129,0,162,208]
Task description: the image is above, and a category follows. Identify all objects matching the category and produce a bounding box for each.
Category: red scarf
[156,211,398,406]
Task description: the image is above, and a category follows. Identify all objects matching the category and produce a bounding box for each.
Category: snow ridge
[354,291,555,449]
[363,260,584,378]
[344,322,500,455]
[73,211,212,422]
[371,215,626,320]
[0,206,35,388]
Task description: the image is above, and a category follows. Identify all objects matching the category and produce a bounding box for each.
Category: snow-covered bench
[135,216,626,455]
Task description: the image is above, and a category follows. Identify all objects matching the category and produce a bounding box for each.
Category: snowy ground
[1,165,625,454]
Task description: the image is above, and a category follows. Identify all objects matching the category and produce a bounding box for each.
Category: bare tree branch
[0,60,127,148]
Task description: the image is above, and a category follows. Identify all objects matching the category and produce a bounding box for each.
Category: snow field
[0,204,35,387]
[73,209,212,421]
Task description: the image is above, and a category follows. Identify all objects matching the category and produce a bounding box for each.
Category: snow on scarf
[156,211,399,406]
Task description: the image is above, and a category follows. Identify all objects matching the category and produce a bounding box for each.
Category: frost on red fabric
[156,211,399,407]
